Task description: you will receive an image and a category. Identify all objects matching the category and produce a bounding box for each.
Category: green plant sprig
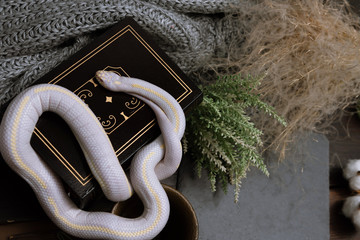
[184,74,286,202]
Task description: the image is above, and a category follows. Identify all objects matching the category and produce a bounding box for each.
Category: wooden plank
[328,111,360,187]
[329,109,360,239]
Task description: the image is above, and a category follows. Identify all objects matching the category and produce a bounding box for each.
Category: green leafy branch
[184,74,286,202]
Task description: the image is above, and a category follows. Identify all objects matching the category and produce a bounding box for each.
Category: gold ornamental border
[35,24,192,185]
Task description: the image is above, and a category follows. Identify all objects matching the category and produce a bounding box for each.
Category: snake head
[95,70,122,90]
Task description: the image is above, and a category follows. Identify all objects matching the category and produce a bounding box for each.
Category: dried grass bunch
[208,0,360,157]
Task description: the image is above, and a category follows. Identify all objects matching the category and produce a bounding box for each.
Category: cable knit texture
[0,0,239,107]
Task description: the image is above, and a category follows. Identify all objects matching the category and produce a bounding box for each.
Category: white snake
[0,70,185,240]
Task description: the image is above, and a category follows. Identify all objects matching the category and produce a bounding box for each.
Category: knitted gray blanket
[0,0,239,107]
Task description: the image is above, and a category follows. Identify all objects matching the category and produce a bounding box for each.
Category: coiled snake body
[0,71,185,240]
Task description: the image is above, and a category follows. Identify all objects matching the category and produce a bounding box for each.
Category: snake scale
[0,70,186,240]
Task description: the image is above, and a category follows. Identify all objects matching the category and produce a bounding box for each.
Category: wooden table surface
[328,109,360,239]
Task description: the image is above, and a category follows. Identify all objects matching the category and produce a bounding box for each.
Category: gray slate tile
[177,133,329,240]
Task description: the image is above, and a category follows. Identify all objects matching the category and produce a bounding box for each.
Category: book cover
[26,18,202,208]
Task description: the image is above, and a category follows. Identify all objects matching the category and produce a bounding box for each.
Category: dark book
[1,17,202,211]
[0,158,47,224]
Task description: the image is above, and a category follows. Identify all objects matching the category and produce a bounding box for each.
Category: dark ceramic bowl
[111,184,198,240]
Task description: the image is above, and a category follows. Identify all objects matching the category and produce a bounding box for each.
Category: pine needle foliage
[184,74,286,202]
